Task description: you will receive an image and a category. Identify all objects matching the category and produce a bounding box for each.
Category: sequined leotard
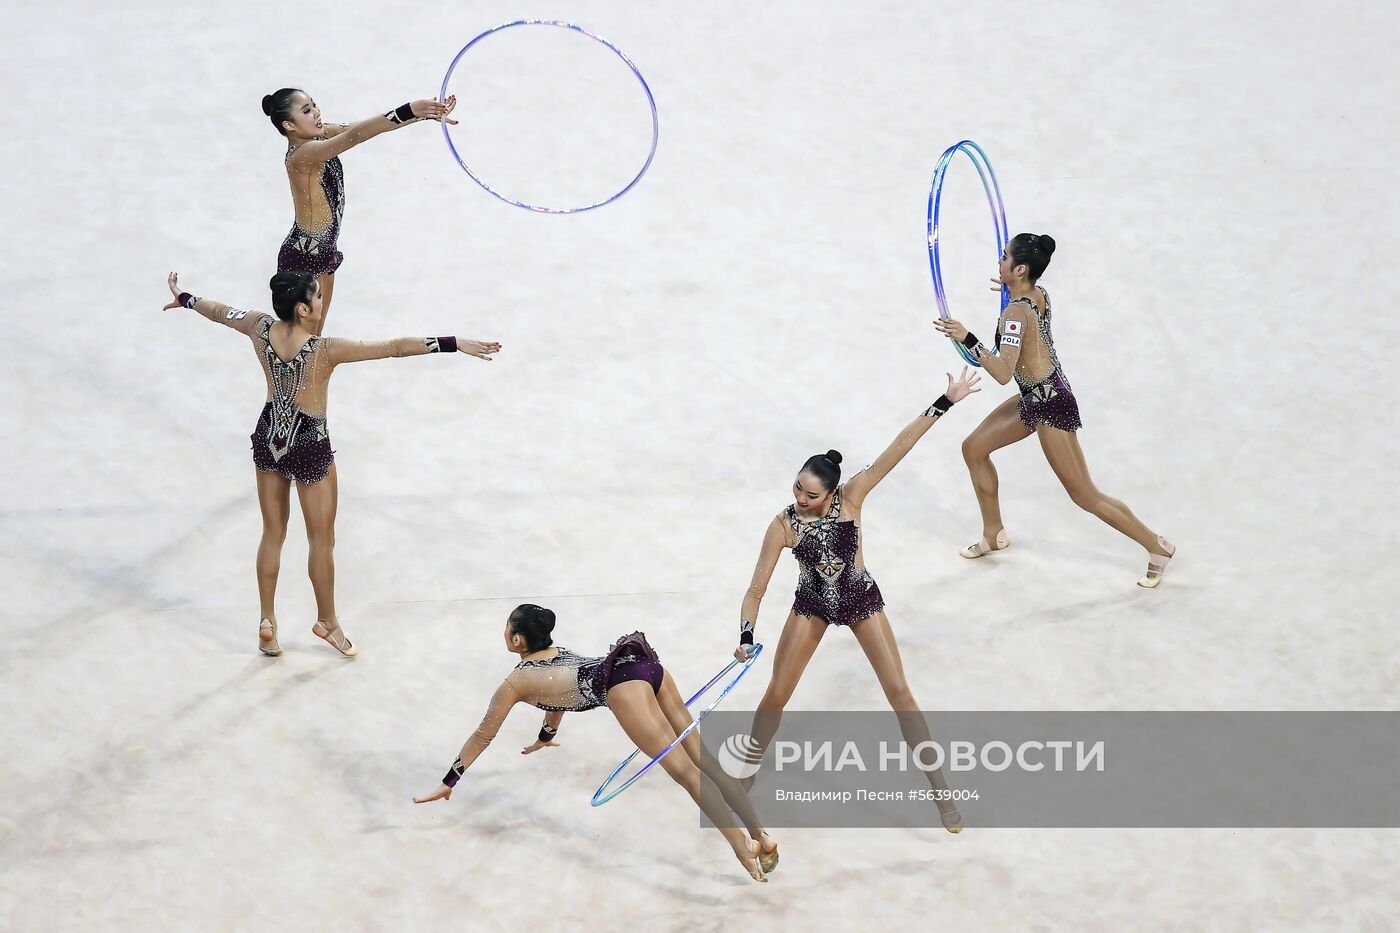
[250,316,335,485]
[786,487,885,626]
[277,141,346,278]
[999,286,1082,433]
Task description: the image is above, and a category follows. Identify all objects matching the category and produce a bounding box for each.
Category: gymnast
[932,234,1175,587]
[161,271,499,656]
[260,88,457,333]
[735,368,982,832]
[413,605,779,882]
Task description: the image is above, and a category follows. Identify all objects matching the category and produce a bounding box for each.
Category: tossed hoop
[438,19,659,213]
[927,140,1009,366]
[592,644,765,806]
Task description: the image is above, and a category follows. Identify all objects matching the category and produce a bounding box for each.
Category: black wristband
[961,332,980,351]
[442,757,466,788]
[923,394,954,418]
[425,336,458,354]
[386,102,416,124]
[538,721,558,744]
[177,292,198,309]
[740,629,755,646]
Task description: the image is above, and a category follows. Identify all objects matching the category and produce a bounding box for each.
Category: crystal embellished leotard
[250,316,335,485]
[786,487,885,626]
[999,286,1082,433]
[277,140,345,278]
[509,632,664,712]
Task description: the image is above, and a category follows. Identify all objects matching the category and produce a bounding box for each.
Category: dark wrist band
[425,336,458,353]
[740,629,755,646]
[961,332,980,351]
[442,757,466,788]
[387,102,415,124]
[923,394,954,418]
[177,292,198,309]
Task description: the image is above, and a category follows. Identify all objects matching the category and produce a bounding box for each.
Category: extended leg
[254,468,292,655]
[607,683,767,881]
[960,395,1033,557]
[851,612,961,832]
[1036,426,1174,584]
[297,464,354,655]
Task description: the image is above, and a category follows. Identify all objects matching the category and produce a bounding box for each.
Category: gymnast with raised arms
[161,271,499,657]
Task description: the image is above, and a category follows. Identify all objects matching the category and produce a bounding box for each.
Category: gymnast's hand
[411,96,458,125]
[161,272,184,311]
[944,365,982,403]
[989,277,1006,291]
[459,339,502,361]
[412,783,454,804]
[734,643,758,662]
[932,317,968,342]
[521,738,559,755]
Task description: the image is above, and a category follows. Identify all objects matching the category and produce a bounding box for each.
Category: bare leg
[254,469,292,654]
[960,395,1034,552]
[850,611,961,832]
[312,272,335,336]
[656,672,772,860]
[607,682,767,881]
[1036,426,1168,555]
[745,612,829,787]
[296,464,354,655]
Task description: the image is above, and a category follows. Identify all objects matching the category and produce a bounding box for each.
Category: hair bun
[1039,234,1056,255]
[824,449,843,466]
[261,94,275,116]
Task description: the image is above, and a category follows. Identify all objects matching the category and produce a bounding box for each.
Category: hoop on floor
[591,643,764,807]
[927,140,1009,367]
[438,19,659,214]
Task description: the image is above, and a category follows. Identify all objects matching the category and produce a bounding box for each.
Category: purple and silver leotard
[787,488,885,626]
[250,317,335,485]
[513,632,664,712]
[277,141,345,278]
[1001,287,1082,433]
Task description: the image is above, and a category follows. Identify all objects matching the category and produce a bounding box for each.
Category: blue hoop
[591,644,765,807]
[927,140,1010,367]
[438,20,659,214]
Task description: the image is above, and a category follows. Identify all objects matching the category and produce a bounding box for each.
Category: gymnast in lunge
[932,234,1175,587]
[161,271,499,656]
[413,605,779,883]
[734,368,981,832]
[260,88,457,333]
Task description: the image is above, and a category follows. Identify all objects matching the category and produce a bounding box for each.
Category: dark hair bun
[1039,234,1056,256]
[261,94,275,116]
[825,449,843,466]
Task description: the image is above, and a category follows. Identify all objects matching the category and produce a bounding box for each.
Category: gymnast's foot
[756,831,779,874]
[961,528,1010,559]
[1137,537,1176,589]
[312,617,358,657]
[938,801,963,834]
[258,618,282,657]
[735,838,769,883]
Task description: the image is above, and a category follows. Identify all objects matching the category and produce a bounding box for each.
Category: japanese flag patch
[1004,319,1022,335]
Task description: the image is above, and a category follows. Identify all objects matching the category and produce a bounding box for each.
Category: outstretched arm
[324,335,501,366]
[843,367,982,508]
[413,680,521,803]
[288,96,457,167]
[932,294,1028,386]
[735,515,789,660]
[162,273,269,336]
